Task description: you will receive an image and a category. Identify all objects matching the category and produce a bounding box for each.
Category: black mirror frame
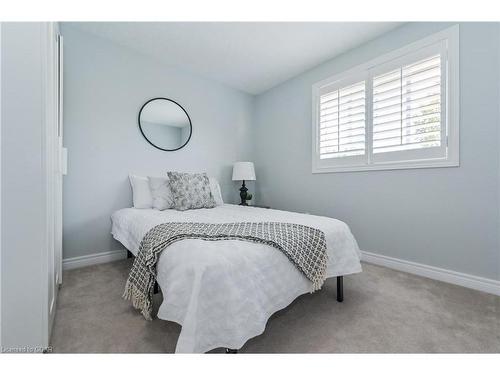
[138,97,193,152]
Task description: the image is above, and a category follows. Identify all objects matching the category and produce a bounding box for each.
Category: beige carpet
[50,259,500,353]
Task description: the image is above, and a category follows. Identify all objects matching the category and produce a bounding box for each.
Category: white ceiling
[66,22,403,95]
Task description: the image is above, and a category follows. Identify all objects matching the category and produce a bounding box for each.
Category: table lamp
[232,162,256,206]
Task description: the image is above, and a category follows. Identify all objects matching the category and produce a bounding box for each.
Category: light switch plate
[61,147,68,175]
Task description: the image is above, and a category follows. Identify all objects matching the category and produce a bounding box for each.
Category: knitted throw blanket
[123,222,328,320]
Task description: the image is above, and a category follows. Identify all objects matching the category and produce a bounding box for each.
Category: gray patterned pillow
[167,172,217,211]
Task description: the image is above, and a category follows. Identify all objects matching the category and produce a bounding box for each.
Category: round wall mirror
[138,97,192,151]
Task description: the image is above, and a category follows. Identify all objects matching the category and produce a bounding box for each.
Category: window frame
[312,25,459,174]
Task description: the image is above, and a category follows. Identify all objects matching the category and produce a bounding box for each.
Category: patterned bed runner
[123,222,328,320]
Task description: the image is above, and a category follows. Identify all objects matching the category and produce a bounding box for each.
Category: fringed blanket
[123,222,328,320]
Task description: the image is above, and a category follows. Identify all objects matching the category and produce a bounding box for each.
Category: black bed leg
[225,348,238,354]
[336,276,344,302]
[127,250,133,259]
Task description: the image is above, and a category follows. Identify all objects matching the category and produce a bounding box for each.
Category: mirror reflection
[138,98,192,151]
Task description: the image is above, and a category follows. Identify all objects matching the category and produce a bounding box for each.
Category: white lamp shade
[232,162,256,181]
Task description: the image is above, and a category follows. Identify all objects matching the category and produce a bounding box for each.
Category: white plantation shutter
[312,27,458,173]
[372,55,442,154]
[319,81,366,159]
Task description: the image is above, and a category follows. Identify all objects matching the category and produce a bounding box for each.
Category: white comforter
[111,204,362,353]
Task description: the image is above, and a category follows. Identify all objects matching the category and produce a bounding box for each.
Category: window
[312,26,459,173]
[319,80,366,159]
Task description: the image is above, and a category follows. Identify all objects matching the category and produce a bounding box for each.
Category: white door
[45,23,63,341]
[55,33,63,285]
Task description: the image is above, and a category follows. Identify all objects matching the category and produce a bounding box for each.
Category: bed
[111,203,362,353]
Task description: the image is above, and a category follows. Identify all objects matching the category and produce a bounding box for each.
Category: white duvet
[111,204,362,353]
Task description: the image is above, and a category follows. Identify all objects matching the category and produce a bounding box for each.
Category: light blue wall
[253,23,500,280]
[61,25,255,259]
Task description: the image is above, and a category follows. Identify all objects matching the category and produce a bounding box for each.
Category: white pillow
[209,177,224,206]
[148,176,174,210]
[129,175,153,209]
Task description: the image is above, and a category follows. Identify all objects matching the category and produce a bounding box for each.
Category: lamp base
[239,180,248,206]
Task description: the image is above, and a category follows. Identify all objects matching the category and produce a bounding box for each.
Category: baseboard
[360,250,500,296]
[63,249,127,271]
[62,248,500,295]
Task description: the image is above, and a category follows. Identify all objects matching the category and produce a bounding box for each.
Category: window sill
[312,159,459,174]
